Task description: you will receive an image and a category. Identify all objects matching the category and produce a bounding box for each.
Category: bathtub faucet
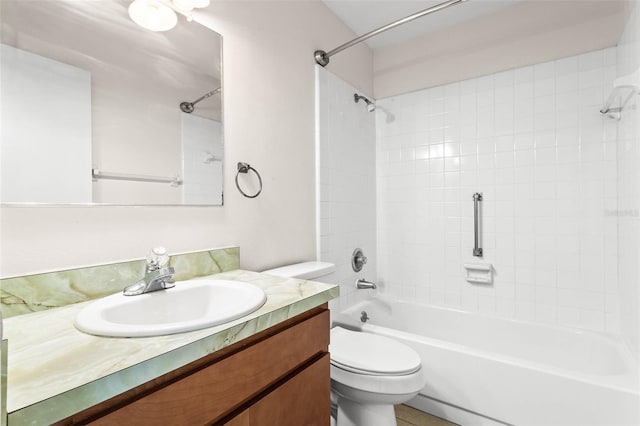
[356,278,377,290]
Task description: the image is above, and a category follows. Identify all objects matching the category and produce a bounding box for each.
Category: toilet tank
[263,261,335,281]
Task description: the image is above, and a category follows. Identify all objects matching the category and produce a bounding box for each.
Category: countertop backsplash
[0,247,240,318]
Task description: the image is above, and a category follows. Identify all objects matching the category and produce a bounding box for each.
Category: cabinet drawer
[90,309,329,425]
[247,353,330,426]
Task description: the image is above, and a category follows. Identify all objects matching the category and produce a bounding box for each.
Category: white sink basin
[74,279,266,337]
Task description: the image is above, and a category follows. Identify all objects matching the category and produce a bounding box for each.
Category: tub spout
[356,278,377,290]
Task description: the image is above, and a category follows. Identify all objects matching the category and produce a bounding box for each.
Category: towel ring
[235,162,262,198]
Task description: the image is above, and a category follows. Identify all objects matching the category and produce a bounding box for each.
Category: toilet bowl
[262,262,425,426]
[330,326,424,426]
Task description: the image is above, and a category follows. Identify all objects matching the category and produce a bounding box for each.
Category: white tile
[579,86,605,107]
[444,142,461,157]
[516,301,536,321]
[369,47,620,334]
[514,133,535,150]
[494,69,515,87]
[603,47,616,67]
[515,81,535,100]
[579,68,603,89]
[535,131,556,149]
[415,145,430,160]
[514,66,534,83]
[476,75,494,92]
[534,113,555,131]
[535,78,555,97]
[578,50,603,71]
[535,304,558,324]
[534,61,555,80]
[556,56,578,76]
[495,151,514,168]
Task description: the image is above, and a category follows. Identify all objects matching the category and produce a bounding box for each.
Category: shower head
[180,87,221,114]
[354,93,375,112]
[180,102,195,113]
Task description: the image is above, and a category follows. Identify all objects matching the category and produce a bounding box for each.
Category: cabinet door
[89,310,329,425]
[248,354,330,426]
[225,411,250,426]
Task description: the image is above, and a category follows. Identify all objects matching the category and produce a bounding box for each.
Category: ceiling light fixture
[128,0,210,31]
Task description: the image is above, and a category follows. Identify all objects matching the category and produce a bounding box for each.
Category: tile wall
[616,4,640,357]
[376,48,620,333]
[316,67,377,315]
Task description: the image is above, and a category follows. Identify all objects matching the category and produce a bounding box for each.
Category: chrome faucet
[356,278,377,290]
[123,247,175,296]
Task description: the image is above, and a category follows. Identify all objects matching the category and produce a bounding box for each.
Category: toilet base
[336,396,397,426]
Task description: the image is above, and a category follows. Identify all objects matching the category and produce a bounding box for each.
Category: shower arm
[315,0,467,67]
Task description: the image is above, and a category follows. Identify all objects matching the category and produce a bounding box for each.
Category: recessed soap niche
[464,263,493,285]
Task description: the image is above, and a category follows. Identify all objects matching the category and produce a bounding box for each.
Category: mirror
[0,0,223,205]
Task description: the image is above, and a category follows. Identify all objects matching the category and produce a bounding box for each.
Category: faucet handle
[146,246,169,271]
[351,248,368,272]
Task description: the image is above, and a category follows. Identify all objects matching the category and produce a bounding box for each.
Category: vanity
[2,262,338,425]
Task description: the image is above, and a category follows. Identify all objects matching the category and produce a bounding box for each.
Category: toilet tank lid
[262,261,335,280]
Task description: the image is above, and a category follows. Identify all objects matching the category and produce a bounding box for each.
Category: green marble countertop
[3,270,339,425]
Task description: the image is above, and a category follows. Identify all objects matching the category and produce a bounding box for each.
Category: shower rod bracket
[314,0,467,67]
[315,50,330,67]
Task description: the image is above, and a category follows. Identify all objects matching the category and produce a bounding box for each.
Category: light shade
[128,0,177,32]
[169,0,210,13]
[171,0,196,11]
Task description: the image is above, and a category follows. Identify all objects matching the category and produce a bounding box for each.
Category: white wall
[317,66,377,314]
[373,1,629,99]
[0,1,373,277]
[376,48,620,333]
[616,2,640,358]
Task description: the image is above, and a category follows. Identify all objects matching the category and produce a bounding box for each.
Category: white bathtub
[334,297,640,426]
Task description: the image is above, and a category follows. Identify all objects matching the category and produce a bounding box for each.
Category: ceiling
[323,0,631,51]
[323,0,524,49]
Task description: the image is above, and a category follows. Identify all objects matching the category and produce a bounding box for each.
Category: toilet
[263,262,425,426]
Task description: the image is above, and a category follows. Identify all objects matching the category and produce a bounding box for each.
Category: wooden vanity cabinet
[225,354,329,426]
[58,305,330,426]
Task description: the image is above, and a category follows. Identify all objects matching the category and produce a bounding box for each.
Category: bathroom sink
[74,279,266,337]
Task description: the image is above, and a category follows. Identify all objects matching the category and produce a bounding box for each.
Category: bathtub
[334,298,640,426]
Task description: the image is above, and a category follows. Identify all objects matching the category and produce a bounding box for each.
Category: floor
[395,405,458,426]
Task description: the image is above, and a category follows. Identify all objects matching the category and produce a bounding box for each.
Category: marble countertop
[3,270,339,425]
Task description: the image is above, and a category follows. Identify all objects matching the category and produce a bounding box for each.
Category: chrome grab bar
[473,193,483,257]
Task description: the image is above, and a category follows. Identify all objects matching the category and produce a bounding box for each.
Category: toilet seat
[330,327,421,375]
[329,327,426,426]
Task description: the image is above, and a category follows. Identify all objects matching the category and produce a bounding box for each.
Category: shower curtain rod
[180,87,221,114]
[315,0,467,67]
